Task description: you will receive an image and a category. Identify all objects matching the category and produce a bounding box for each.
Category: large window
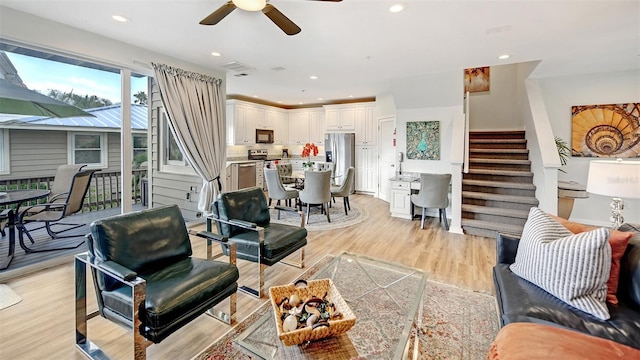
[0,130,9,175]
[69,132,107,168]
[133,134,147,168]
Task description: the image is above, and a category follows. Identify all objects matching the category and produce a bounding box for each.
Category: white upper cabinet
[309,109,325,145]
[355,105,376,145]
[268,109,288,145]
[324,103,374,132]
[227,101,255,145]
[288,110,310,145]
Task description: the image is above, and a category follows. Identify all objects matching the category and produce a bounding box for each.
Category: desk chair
[410,173,451,230]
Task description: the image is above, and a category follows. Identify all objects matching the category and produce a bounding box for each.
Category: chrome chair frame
[74,232,237,360]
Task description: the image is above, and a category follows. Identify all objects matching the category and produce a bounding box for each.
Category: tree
[47,89,112,109]
[133,91,148,105]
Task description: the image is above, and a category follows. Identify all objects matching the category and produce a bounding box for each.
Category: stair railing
[464,91,470,174]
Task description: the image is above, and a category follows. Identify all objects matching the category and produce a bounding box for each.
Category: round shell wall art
[571,103,640,158]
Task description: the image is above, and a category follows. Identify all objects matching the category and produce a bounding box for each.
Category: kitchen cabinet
[227,101,255,145]
[324,107,355,131]
[248,106,270,130]
[355,105,376,145]
[267,109,288,144]
[309,109,325,145]
[355,145,377,193]
[389,180,412,219]
[288,110,310,145]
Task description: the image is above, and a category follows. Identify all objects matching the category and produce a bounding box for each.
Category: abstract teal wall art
[406,121,440,160]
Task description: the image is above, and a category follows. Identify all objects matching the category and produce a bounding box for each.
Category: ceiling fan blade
[199,1,236,25]
[262,4,301,36]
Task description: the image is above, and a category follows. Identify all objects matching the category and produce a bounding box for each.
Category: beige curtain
[151,63,226,213]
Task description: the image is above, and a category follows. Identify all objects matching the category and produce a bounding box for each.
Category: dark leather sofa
[493,223,640,349]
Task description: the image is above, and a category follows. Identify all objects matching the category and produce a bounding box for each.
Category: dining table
[0,189,50,270]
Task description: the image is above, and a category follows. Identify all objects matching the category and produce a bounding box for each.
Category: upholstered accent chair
[298,170,332,224]
[75,204,239,360]
[410,173,451,230]
[209,186,307,298]
[330,166,355,216]
[276,163,295,184]
[264,168,299,217]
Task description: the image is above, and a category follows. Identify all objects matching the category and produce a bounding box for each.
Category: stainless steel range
[247,149,268,160]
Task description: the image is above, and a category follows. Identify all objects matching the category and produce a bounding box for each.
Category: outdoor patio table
[0,189,50,270]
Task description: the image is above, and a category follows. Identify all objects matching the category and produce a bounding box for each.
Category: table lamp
[586,159,640,229]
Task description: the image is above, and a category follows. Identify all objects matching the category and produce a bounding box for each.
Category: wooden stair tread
[469,148,529,153]
[461,204,530,218]
[462,191,539,205]
[461,219,524,235]
[467,169,534,177]
[469,139,526,144]
[469,158,531,165]
[462,179,536,190]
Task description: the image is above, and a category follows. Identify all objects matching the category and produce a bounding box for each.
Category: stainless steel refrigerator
[324,133,356,193]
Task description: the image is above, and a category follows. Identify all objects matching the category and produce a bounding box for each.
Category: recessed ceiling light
[497,54,511,60]
[318,98,323,101]
[112,15,129,22]
[253,95,259,98]
[211,52,221,57]
[348,95,354,98]
[389,3,405,13]
[310,75,318,80]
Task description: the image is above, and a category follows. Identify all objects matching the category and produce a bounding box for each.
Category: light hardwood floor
[0,194,496,360]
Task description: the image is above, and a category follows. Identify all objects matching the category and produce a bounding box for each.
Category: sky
[6,52,147,104]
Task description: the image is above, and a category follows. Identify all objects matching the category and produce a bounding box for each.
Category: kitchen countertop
[389,175,420,182]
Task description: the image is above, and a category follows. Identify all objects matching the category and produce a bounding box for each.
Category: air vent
[271,66,286,72]
[222,61,255,72]
[234,73,249,77]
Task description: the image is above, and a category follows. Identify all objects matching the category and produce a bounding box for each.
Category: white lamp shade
[586,160,640,199]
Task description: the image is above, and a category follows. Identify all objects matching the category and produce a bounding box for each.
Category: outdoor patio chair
[75,204,239,360]
[208,186,307,298]
[16,168,97,252]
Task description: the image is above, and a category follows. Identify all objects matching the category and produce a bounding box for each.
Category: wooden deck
[0,204,147,281]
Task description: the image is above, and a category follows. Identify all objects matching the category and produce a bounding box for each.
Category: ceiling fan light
[232,0,266,11]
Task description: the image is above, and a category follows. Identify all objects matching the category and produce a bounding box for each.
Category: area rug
[269,201,367,232]
[196,256,499,360]
[0,284,22,310]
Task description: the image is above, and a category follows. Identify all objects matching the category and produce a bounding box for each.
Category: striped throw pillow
[510,207,611,320]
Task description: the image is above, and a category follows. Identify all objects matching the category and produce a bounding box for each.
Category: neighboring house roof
[2,103,148,130]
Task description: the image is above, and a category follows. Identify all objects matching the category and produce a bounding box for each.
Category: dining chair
[330,166,355,216]
[276,163,295,185]
[298,170,332,224]
[264,168,299,217]
[410,173,451,230]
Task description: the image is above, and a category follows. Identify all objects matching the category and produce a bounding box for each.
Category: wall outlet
[190,186,198,192]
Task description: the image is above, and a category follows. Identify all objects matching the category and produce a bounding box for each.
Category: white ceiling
[0,0,638,106]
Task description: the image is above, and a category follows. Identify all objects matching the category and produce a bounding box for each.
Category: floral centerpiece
[301,143,319,169]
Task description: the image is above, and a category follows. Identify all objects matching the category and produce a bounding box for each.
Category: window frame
[68,132,108,169]
[159,109,194,174]
[0,129,10,175]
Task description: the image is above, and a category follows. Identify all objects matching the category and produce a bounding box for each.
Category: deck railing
[0,169,147,212]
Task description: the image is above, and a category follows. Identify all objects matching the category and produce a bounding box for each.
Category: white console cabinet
[389,180,412,219]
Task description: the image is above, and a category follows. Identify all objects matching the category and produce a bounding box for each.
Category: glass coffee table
[235,252,428,359]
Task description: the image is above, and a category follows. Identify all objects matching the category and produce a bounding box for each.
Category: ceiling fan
[199,0,342,36]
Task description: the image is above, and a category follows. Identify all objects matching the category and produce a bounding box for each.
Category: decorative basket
[269,279,357,346]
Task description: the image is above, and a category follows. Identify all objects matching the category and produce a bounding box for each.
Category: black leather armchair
[208,186,307,298]
[75,204,239,360]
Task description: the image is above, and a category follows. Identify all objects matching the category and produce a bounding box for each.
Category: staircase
[461,131,538,238]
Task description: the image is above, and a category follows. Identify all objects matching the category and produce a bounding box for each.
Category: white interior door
[378,116,395,203]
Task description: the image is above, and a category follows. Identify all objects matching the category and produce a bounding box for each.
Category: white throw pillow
[510,207,611,320]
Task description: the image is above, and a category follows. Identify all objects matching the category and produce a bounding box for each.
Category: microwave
[256,129,274,143]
